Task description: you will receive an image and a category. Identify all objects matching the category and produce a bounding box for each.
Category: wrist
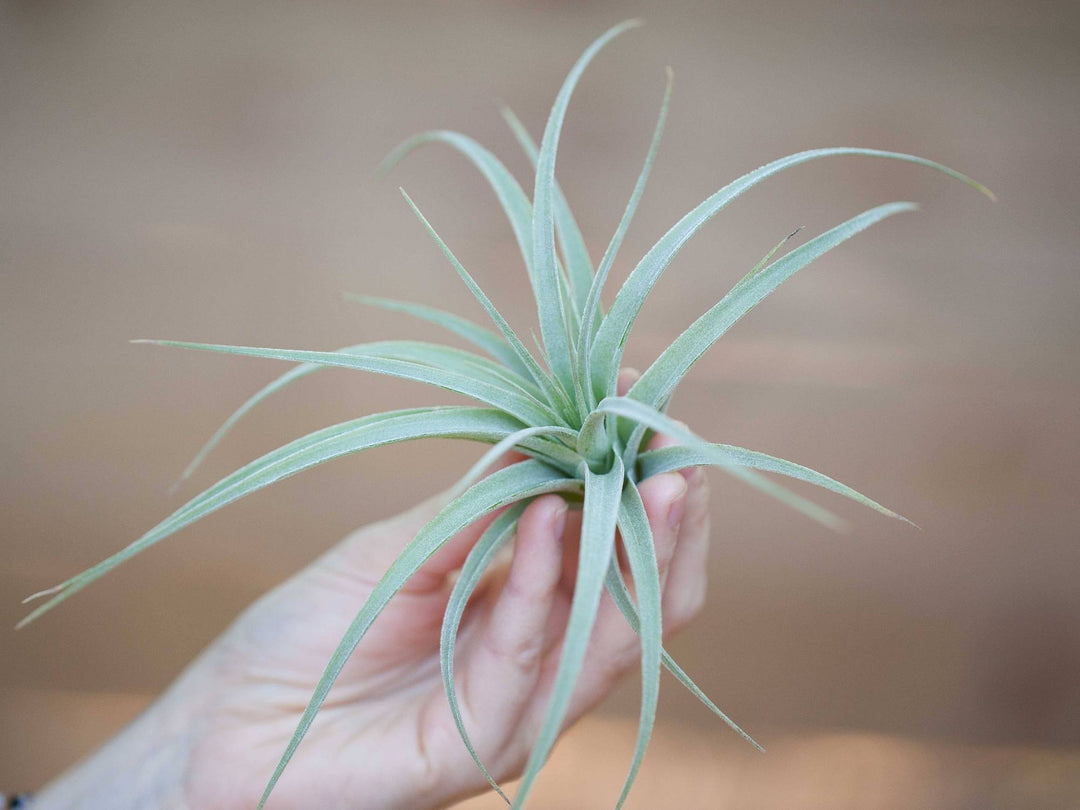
[32,675,208,810]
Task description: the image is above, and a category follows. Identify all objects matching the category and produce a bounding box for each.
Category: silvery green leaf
[603,560,762,751]
[597,397,849,528]
[175,335,541,491]
[346,294,531,378]
[399,190,575,418]
[591,148,993,395]
[259,460,582,809]
[501,105,595,316]
[532,20,642,393]
[611,479,662,808]
[19,407,525,626]
[134,339,558,426]
[639,443,911,524]
[579,67,673,404]
[629,202,919,409]
[439,504,527,802]
[379,130,536,284]
[450,426,580,499]
[514,455,625,807]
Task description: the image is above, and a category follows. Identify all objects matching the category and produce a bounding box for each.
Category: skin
[34,372,710,809]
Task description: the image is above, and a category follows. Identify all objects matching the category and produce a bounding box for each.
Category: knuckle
[485,628,544,673]
[608,639,644,678]
[665,584,706,633]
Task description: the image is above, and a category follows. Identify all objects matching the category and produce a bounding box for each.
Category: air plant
[20,19,992,810]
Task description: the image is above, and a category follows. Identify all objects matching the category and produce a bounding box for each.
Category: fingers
[527,472,688,728]
[315,452,527,592]
[454,495,568,750]
[616,367,640,396]
[644,430,711,631]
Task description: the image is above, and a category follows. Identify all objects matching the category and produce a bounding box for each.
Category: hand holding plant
[35,403,704,810]
[23,18,990,809]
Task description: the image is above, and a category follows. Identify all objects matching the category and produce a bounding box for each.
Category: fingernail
[617,368,641,394]
[552,501,569,537]
[667,481,688,530]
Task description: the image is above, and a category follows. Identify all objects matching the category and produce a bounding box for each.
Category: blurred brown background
[2,0,1078,806]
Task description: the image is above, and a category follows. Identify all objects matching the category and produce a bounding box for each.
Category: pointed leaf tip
[21,584,64,605]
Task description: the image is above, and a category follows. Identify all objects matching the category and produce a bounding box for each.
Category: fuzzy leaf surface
[19,407,525,626]
[578,67,672,403]
[629,202,918,409]
[400,191,574,416]
[611,480,662,808]
[597,397,848,528]
[532,20,641,392]
[137,340,558,425]
[591,148,992,395]
[603,561,762,750]
[348,295,531,377]
[258,460,582,809]
[439,504,527,801]
[514,455,624,807]
[639,443,910,524]
[501,106,595,316]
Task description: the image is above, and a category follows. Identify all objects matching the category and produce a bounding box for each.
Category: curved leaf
[501,106,596,317]
[450,425,580,498]
[579,67,673,405]
[400,190,574,418]
[639,443,912,524]
[258,460,581,809]
[379,130,535,282]
[19,407,526,626]
[134,339,558,426]
[514,455,625,807]
[629,202,918,409]
[347,294,531,378]
[440,504,527,802]
[532,19,642,393]
[612,479,662,808]
[603,560,762,751]
[591,148,993,395]
[598,396,847,529]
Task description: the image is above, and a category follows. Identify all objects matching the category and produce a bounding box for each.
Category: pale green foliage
[21,20,991,809]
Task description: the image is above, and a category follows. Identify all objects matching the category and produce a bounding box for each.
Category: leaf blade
[19,407,526,627]
[532,19,642,393]
[501,106,595,316]
[514,455,625,807]
[135,339,558,426]
[399,190,574,417]
[579,67,673,404]
[612,479,663,808]
[592,148,993,393]
[379,130,535,283]
[603,560,762,751]
[174,337,549,489]
[346,294,531,378]
[258,460,582,809]
[440,504,528,802]
[597,397,849,529]
[629,202,918,408]
[639,443,912,524]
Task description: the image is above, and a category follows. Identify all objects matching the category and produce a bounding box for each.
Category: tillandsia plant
[21,19,992,810]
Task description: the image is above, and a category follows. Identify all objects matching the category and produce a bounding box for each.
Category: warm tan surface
[3,0,1079,799]
[3,688,1077,808]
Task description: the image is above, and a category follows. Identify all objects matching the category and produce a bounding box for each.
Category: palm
[180,445,705,810]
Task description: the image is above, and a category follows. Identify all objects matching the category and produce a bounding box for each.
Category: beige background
[2,0,1078,805]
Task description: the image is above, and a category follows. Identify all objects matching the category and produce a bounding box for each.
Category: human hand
[35,379,712,810]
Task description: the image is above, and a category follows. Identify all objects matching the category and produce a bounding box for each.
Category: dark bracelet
[2,794,33,809]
